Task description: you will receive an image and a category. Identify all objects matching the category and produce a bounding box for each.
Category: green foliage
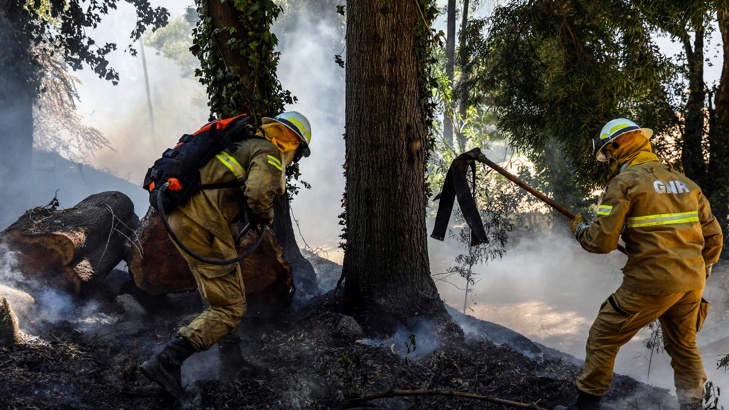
[464,0,678,191]
[404,334,417,367]
[338,350,368,398]
[190,0,293,119]
[144,8,199,78]
[1,0,168,90]
[414,0,444,202]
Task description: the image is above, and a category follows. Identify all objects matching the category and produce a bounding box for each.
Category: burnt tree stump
[126,207,295,318]
[0,191,138,297]
[0,297,21,346]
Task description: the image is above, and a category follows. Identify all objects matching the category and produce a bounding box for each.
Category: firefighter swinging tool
[431,148,627,255]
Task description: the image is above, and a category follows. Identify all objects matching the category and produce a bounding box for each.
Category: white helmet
[263,111,311,146]
[592,118,653,162]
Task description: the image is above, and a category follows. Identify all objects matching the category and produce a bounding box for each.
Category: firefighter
[141,111,312,399]
[557,118,723,410]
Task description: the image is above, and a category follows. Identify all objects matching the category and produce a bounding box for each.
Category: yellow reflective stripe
[267,154,282,171]
[626,211,699,228]
[215,151,246,181]
[597,204,613,216]
[285,117,311,141]
[601,123,632,140]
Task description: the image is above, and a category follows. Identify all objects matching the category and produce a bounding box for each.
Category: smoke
[67,2,348,258]
[430,231,729,397]
[0,244,121,333]
[11,0,727,401]
[359,319,443,360]
[274,5,346,257]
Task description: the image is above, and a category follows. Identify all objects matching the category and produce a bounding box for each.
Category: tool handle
[471,149,628,255]
[474,152,576,218]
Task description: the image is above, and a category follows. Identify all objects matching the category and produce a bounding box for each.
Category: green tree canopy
[5,0,168,89]
[465,0,677,189]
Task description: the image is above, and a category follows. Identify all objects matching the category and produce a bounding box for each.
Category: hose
[156,182,266,265]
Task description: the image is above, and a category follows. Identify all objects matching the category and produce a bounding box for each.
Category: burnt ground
[1,256,724,410]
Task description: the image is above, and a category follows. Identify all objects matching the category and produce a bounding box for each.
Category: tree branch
[343,388,547,409]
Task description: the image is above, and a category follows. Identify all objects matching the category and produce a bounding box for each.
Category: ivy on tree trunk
[191,0,316,295]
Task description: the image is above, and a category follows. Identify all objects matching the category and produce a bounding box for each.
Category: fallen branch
[343,389,547,410]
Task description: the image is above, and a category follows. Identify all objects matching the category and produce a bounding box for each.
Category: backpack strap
[209,123,238,153]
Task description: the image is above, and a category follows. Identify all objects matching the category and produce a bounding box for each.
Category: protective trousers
[168,212,247,352]
[577,287,707,404]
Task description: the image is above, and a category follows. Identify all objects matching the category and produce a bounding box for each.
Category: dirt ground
[0,256,721,410]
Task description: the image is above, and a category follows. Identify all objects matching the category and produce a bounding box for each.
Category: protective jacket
[577,151,723,295]
[176,137,285,246]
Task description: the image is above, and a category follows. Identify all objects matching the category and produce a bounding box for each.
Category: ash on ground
[1,254,720,410]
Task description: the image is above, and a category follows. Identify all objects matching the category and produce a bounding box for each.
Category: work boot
[217,336,247,381]
[554,391,602,410]
[141,336,196,399]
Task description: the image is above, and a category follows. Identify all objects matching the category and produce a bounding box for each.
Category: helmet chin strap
[292,144,310,164]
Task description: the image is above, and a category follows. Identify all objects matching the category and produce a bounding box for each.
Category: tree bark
[709,9,729,253]
[342,0,460,336]
[206,0,251,85]
[443,0,456,147]
[1,191,138,297]
[455,0,470,152]
[681,21,707,185]
[126,207,295,318]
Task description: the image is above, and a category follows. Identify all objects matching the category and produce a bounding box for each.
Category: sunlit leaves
[6,0,168,89]
[464,0,679,190]
[144,12,199,78]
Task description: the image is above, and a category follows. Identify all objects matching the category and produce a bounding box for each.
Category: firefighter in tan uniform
[556,118,723,410]
[141,111,312,399]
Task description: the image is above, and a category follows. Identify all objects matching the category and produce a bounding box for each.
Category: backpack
[143,114,258,214]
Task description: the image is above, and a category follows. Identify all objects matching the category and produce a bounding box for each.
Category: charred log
[126,207,295,318]
[0,191,138,297]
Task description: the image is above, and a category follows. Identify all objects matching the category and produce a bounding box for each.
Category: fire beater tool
[432,148,627,255]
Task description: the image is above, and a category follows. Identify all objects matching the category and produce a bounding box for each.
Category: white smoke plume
[0,244,121,332]
[430,231,729,398]
[12,0,727,403]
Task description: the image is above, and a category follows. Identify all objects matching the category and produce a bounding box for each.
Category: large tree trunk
[206,0,251,89]
[126,207,295,318]
[455,0,470,152]
[710,9,729,256]
[442,0,456,147]
[0,191,138,297]
[681,22,707,185]
[342,0,460,336]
